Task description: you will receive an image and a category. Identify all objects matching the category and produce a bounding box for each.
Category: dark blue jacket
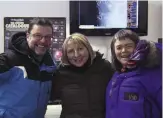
[106,42,162,118]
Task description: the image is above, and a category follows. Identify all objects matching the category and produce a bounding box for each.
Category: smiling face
[27,24,53,56]
[114,38,136,66]
[66,40,89,67]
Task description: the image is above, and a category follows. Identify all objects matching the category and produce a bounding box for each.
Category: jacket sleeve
[0,66,26,84]
[139,66,162,113]
[0,50,19,73]
[0,68,12,83]
[156,86,162,110]
[0,50,20,83]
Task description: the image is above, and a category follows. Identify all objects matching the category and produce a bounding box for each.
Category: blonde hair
[61,33,96,65]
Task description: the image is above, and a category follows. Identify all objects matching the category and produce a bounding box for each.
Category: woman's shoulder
[92,57,114,73]
[129,66,161,99]
[93,52,112,67]
[122,67,161,93]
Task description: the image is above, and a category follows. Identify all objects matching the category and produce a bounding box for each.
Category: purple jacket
[106,42,162,118]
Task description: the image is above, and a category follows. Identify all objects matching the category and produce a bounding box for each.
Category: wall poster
[4,17,66,63]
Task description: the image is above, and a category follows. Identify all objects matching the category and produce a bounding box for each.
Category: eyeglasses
[30,33,53,40]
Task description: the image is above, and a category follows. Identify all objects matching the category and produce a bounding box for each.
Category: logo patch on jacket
[124,92,139,101]
[39,64,56,73]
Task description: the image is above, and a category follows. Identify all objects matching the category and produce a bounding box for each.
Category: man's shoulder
[6,49,24,62]
[0,49,26,67]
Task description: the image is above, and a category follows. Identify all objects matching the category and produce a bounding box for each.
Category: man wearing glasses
[0,18,56,118]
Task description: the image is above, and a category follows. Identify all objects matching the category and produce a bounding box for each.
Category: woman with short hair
[106,29,162,118]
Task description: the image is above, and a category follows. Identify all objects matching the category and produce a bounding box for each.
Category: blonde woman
[51,33,114,118]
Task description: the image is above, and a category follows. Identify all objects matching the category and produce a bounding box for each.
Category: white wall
[0,1,162,61]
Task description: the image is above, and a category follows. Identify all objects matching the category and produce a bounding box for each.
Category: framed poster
[4,17,66,63]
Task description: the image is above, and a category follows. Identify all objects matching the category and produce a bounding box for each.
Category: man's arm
[0,50,19,73]
[0,50,14,82]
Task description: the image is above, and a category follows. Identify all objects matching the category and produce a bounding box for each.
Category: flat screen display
[70,1,148,36]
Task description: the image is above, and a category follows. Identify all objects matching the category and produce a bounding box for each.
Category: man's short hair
[27,18,53,34]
